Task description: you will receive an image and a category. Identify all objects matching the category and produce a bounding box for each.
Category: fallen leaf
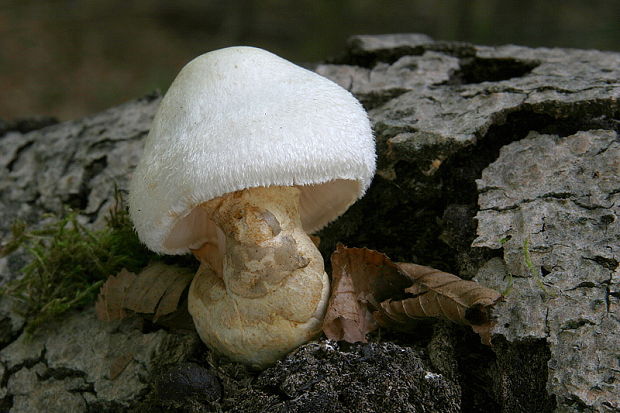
[323,263,371,343]
[323,245,411,342]
[123,263,193,315]
[108,353,134,380]
[153,272,194,321]
[95,269,137,321]
[154,297,196,330]
[323,246,502,345]
[378,262,503,345]
[96,263,194,325]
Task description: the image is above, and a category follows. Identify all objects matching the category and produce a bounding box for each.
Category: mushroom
[129,46,375,368]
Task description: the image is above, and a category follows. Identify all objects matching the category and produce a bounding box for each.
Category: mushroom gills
[188,185,330,368]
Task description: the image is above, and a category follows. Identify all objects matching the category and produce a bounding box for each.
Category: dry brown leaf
[96,263,194,325]
[95,269,137,321]
[123,263,194,315]
[322,245,411,342]
[323,246,502,346]
[377,262,503,345]
[322,263,370,343]
[153,271,194,321]
[108,353,134,380]
[153,297,196,331]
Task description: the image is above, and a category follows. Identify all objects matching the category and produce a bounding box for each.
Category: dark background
[2,0,619,120]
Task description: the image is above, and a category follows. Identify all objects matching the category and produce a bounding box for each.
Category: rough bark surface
[1,33,619,412]
[473,130,619,412]
[0,92,160,282]
[0,306,197,412]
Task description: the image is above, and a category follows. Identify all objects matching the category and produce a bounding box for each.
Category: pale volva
[129,46,375,368]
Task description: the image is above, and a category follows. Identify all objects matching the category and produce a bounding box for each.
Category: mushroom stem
[187,186,330,368]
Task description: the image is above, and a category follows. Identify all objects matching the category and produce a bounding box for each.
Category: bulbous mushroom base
[187,186,330,369]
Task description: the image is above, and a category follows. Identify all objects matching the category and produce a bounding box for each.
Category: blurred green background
[2,0,619,121]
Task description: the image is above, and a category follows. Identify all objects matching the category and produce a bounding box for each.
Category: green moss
[522,239,555,296]
[0,190,161,333]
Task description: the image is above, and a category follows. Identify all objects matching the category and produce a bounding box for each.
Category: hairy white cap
[129,46,375,254]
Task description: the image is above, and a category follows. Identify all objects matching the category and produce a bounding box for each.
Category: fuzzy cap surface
[129,46,375,254]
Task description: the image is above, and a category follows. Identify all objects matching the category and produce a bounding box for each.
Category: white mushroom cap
[129,46,375,254]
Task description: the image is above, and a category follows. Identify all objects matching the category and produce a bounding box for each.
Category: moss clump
[0,190,159,333]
